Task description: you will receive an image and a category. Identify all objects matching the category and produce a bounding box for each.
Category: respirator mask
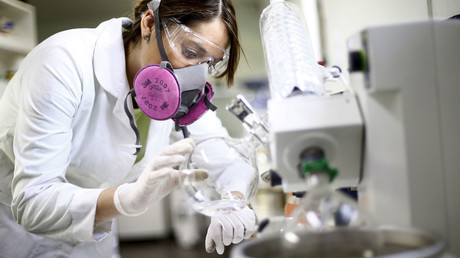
[124,0,229,154]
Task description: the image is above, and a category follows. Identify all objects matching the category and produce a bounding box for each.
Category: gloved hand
[114,138,195,216]
[205,206,256,255]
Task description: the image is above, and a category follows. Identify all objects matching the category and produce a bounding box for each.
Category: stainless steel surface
[231,226,446,258]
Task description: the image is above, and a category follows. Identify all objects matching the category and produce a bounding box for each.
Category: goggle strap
[154,7,169,62]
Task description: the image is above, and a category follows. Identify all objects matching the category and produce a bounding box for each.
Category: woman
[0,0,255,257]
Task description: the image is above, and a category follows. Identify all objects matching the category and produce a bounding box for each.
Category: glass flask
[179,137,259,217]
[260,0,325,99]
[281,148,383,253]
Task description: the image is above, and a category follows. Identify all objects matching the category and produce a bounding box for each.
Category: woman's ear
[140,9,155,39]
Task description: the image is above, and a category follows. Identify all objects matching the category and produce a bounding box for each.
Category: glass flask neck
[227,95,270,147]
[242,119,269,148]
[305,170,331,190]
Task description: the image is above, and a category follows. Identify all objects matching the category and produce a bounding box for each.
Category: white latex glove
[114,138,195,216]
[205,206,256,255]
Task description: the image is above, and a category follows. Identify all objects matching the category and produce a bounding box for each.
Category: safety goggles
[162,18,229,77]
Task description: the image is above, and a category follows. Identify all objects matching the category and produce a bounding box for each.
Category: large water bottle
[260,0,325,99]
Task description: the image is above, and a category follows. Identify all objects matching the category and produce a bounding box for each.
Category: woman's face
[140,12,229,72]
[165,18,229,71]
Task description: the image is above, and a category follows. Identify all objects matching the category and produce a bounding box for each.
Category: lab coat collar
[93,18,136,131]
[93,18,132,98]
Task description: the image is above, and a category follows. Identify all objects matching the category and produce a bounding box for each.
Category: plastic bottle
[260,0,325,99]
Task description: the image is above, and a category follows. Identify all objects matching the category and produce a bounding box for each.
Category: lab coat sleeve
[11,44,107,244]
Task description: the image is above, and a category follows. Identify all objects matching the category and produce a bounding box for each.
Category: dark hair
[123,0,241,86]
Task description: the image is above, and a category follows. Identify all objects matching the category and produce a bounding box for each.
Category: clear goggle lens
[163,19,229,77]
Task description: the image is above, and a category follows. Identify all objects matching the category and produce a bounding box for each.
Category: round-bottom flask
[281,154,384,256]
[179,137,259,217]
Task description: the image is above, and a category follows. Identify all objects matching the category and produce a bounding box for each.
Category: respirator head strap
[175,120,190,138]
[160,60,174,72]
[124,90,141,155]
[203,86,217,111]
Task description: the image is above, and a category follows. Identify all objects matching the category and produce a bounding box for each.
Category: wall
[432,0,460,18]
[306,0,459,81]
[29,0,132,42]
[319,0,429,78]
[231,0,269,85]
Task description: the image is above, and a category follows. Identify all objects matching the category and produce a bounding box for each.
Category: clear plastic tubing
[260,0,325,99]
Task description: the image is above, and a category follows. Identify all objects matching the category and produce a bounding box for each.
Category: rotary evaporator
[228,0,460,257]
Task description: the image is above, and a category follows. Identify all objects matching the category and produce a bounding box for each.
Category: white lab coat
[0,18,229,258]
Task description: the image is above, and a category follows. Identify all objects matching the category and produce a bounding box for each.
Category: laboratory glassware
[259,0,325,99]
[179,137,259,217]
[281,147,383,253]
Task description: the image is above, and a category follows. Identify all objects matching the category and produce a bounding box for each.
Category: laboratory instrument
[231,0,460,256]
[260,0,362,192]
[349,20,460,256]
